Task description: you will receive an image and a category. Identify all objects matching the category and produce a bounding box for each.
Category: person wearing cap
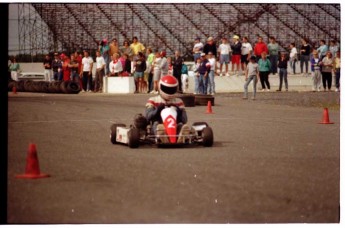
[130,36,145,56]
[230,35,242,75]
[52,52,63,81]
[43,54,52,82]
[243,56,259,100]
[193,37,204,63]
[207,52,216,95]
[218,37,231,77]
[197,53,211,94]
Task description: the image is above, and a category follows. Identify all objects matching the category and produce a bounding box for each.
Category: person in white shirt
[289,43,298,74]
[193,37,204,62]
[207,52,216,95]
[241,36,253,75]
[109,53,123,76]
[95,50,105,92]
[218,37,231,76]
[80,50,94,92]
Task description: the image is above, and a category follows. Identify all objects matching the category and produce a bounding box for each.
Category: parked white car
[18,72,45,81]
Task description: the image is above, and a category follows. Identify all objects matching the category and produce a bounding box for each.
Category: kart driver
[145,75,190,143]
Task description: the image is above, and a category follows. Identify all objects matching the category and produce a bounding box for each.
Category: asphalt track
[7,91,340,224]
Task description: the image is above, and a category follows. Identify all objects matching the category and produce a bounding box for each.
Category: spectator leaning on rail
[230,35,242,76]
[267,36,279,75]
[43,54,52,82]
[253,36,268,62]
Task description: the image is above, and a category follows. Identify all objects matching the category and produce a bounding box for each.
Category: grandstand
[14,3,340,59]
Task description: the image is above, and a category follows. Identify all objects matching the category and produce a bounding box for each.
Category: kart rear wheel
[202,127,213,147]
[128,128,140,148]
[110,123,126,144]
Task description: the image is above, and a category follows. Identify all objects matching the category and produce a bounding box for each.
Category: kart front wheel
[110,123,126,144]
[202,127,213,147]
[128,128,140,148]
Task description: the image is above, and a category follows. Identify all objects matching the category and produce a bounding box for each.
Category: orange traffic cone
[319,108,334,124]
[206,101,214,114]
[16,143,50,179]
[12,86,17,94]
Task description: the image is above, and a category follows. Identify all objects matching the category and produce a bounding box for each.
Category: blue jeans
[194,74,200,94]
[199,73,208,95]
[53,71,62,81]
[278,68,288,90]
[193,53,201,63]
[336,69,340,89]
[300,55,310,73]
[269,55,278,74]
[244,75,257,98]
[207,70,215,94]
[290,60,296,74]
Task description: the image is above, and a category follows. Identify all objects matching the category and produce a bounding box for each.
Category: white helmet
[159,75,178,100]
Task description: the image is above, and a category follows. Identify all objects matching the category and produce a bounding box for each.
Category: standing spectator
[230,35,242,75]
[253,36,268,62]
[321,51,334,91]
[218,37,231,76]
[9,57,20,81]
[109,38,119,57]
[289,43,298,74]
[198,53,211,95]
[146,48,155,93]
[300,38,312,77]
[61,53,71,81]
[203,37,217,74]
[151,50,162,94]
[193,57,201,94]
[80,50,94,92]
[99,39,110,76]
[276,52,289,92]
[133,52,147,93]
[43,54,52,82]
[122,53,131,75]
[181,61,189,93]
[172,50,183,92]
[207,52,216,95]
[109,53,123,76]
[317,39,328,60]
[193,37,203,62]
[267,36,279,75]
[68,54,79,83]
[167,57,173,75]
[130,36,145,56]
[241,36,253,77]
[94,50,105,92]
[243,56,259,100]
[52,53,62,81]
[120,40,133,57]
[74,50,83,75]
[329,40,338,58]
[160,51,168,77]
[310,50,322,92]
[258,52,271,91]
[333,51,340,92]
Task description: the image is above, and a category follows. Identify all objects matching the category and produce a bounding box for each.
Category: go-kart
[110,106,214,148]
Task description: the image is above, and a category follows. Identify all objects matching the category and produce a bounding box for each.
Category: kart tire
[128,128,140,148]
[110,123,126,144]
[202,127,213,147]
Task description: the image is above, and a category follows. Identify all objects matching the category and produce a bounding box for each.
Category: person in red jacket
[253,36,268,62]
[61,53,71,81]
